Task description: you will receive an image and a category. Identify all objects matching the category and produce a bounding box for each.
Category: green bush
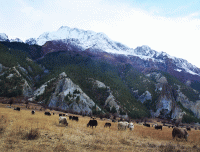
[182,114,200,124]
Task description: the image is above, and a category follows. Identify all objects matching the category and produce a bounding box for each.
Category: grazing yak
[143,123,150,127]
[186,127,191,131]
[59,117,68,126]
[104,123,111,128]
[128,123,134,131]
[87,120,98,128]
[118,122,127,130]
[69,116,72,120]
[72,116,79,121]
[152,124,157,127]
[155,125,162,130]
[31,110,35,114]
[124,122,129,128]
[14,107,20,111]
[44,112,51,116]
[172,127,189,141]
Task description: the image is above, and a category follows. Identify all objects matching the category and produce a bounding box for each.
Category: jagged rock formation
[34,72,101,114]
[176,88,200,119]
[138,91,152,103]
[89,78,120,112]
[104,93,120,111]
[12,66,33,96]
[140,72,190,119]
[0,65,33,97]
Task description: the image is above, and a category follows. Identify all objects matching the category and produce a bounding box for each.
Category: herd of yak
[13,107,190,141]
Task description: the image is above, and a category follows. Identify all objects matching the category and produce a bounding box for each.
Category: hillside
[1,38,200,121]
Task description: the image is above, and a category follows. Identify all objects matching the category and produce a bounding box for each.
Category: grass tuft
[24,128,40,140]
[159,143,178,152]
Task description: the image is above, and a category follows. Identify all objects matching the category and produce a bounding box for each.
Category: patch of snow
[10,38,23,43]
[175,69,182,72]
[0,33,8,41]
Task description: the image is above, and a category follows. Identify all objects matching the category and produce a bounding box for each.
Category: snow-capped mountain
[26,26,130,54]
[25,38,37,45]
[10,38,23,43]
[0,33,23,42]
[0,33,9,41]
[131,46,200,77]
[27,26,200,77]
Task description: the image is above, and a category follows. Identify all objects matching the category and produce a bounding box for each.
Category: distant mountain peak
[58,26,70,30]
[10,38,23,43]
[134,45,157,58]
[25,38,37,45]
[0,33,9,41]
[141,45,151,50]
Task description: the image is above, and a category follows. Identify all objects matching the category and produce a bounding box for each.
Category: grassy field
[0,103,200,152]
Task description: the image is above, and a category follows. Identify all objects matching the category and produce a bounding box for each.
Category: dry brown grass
[0,103,200,152]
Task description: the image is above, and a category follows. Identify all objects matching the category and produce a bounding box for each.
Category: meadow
[0,103,200,152]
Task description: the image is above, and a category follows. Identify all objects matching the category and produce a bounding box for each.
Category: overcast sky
[1,0,200,67]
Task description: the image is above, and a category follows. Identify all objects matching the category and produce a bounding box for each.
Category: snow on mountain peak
[0,33,9,41]
[134,45,157,58]
[141,45,151,50]
[25,38,37,45]
[31,26,130,55]
[10,38,23,43]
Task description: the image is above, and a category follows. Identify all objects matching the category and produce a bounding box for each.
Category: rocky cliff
[0,65,33,97]
[33,72,101,114]
[137,72,200,119]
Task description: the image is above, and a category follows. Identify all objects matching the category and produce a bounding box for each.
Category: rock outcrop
[105,93,120,111]
[176,88,200,119]
[47,72,101,114]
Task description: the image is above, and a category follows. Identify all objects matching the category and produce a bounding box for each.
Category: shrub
[24,128,40,140]
[110,106,117,113]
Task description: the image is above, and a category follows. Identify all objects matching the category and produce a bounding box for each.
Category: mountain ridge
[23,26,200,78]
[1,26,200,77]
[1,40,200,122]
